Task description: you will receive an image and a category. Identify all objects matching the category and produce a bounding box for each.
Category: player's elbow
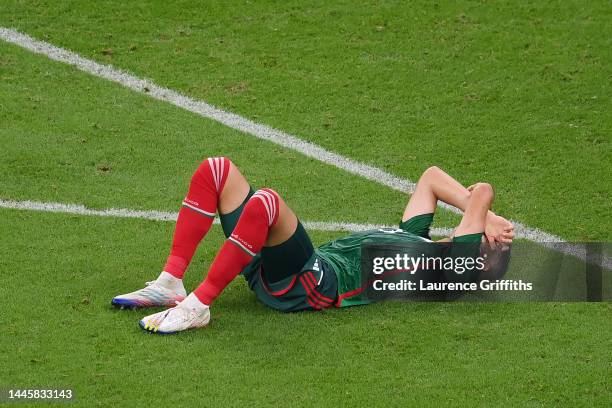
[471,182,494,203]
[425,165,441,174]
[422,165,443,182]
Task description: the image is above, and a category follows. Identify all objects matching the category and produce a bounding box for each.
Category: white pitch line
[0,198,452,235]
[2,199,610,270]
[0,28,570,246]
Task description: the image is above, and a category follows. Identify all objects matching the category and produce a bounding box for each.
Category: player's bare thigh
[218,162,298,246]
[218,161,251,215]
[266,196,298,246]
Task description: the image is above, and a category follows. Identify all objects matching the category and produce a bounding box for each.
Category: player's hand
[485,213,514,245]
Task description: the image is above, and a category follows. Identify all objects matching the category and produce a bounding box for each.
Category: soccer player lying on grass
[112,157,515,334]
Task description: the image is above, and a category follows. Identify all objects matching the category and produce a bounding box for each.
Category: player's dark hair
[479,244,512,281]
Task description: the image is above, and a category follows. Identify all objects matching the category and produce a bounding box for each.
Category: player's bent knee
[247,188,280,227]
[197,156,232,175]
[202,156,232,165]
[192,157,232,194]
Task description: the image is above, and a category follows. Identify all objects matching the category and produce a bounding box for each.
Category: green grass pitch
[0,1,610,406]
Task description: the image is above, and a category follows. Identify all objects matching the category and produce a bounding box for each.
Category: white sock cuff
[182,292,209,311]
[156,271,186,295]
[158,271,182,283]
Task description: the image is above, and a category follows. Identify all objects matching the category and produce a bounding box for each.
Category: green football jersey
[312,228,431,307]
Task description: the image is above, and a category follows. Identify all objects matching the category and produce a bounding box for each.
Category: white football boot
[111,272,186,309]
[139,293,210,334]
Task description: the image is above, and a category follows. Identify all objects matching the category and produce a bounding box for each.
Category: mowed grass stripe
[0,27,564,247]
[0,39,428,228]
[0,28,415,194]
[2,2,609,242]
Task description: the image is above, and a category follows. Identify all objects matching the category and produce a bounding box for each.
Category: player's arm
[453,182,494,237]
[466,183,514,245]
[403,166,471,219]
[403,166,514,243]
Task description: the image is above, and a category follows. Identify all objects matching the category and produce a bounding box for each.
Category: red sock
[194,189,279,305]
[163,157,230,279]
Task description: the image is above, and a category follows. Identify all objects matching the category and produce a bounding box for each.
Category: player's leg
[194,189,301,303]
[162,157,250,279]
[111,157,251,309]
[140,188,306,333]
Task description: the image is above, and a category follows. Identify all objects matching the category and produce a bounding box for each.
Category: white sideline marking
[0,198,453,235]
[2,199,609,270]
[0,28,583,249]
[0,28,415,192]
